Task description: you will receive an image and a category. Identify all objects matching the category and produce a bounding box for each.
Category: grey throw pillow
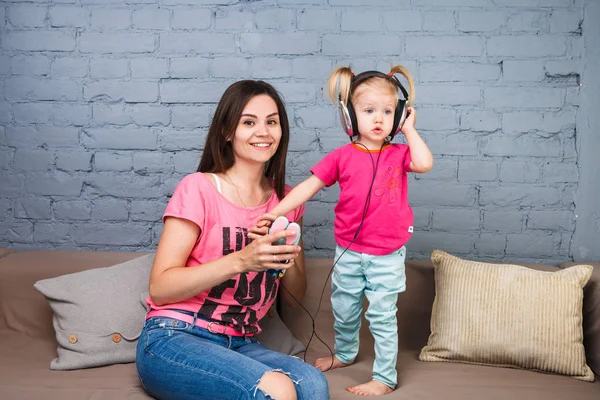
[34,254,154,370]
[34,253,304,370]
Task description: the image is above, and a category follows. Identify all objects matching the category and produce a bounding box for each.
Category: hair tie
[387,72,394,77]
[351,72,355,77]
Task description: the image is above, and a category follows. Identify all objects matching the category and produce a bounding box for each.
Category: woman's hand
[236,227,300,273]
[248,213,278,240]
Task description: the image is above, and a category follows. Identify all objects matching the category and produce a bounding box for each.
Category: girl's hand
[401,106,416,132]
[248,213,278,240]
[237,228,300,273]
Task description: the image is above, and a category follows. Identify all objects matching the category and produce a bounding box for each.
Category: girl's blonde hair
[326,64,415,108]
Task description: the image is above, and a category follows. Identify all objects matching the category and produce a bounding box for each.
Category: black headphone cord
[279,140,386,371]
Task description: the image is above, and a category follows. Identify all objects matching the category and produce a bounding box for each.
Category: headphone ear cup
[346,101,358,138]
[338,101,354,138]
[391,99,407,138]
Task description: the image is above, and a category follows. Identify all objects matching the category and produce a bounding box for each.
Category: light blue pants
[331,245,406,389]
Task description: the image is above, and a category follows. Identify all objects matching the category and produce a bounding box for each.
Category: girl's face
[231,94,282,166]
[353,84,397,148]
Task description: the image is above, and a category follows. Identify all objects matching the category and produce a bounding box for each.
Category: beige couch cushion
[420,250,595,382]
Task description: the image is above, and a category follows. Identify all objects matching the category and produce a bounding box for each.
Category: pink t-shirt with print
[311,143,413,256]
[146,173,305,336]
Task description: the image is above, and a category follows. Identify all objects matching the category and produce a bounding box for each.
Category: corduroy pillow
[419,250,595,382]
[34,254,304,370]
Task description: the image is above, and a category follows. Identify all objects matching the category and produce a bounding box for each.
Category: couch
[0,248,598,400]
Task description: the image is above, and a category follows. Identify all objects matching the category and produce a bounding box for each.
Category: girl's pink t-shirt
[311,143,413,256]
[147,173,305,335]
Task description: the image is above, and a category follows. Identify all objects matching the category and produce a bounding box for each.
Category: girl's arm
[402,107,434,173]
[270,175,326,217]
[279,218,307,306]
[149,216,300,306]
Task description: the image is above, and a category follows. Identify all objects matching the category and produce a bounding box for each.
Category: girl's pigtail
[327,66,353,106]
[390,65,415,107]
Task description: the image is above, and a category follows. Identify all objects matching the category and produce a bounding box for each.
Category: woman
[135,80,329,400]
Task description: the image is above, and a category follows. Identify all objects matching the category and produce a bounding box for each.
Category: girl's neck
[354,137,387,151]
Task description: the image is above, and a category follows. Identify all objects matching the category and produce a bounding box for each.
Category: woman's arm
[149,217,301,306]
[279,218,306,307]
[402,107,434,173]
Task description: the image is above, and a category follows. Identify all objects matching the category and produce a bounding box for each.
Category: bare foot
[314,355,353,372]
[347,380,394,396]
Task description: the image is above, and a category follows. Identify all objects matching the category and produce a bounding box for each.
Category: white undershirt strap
[210,173,222,194]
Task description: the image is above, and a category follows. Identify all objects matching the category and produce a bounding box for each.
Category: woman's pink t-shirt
[147,173,305,335]
[311,143,413,256]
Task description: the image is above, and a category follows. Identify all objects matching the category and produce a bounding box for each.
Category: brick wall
[0,0,595,264]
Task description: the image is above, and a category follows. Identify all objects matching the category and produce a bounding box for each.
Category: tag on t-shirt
[408,226,414,233]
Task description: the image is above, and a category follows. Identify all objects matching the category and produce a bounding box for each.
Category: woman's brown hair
[197,80,290,200]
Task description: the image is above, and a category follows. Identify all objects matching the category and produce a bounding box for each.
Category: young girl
[136,80,329,400]
[253,65,433,396]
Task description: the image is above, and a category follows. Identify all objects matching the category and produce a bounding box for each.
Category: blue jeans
[136,315,329,400]
[331,246,406,389]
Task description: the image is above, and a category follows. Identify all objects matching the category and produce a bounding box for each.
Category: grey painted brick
[288,129,319,153]
[49,6,87,28]
[407,36,483,57]
[54,200,92,220]
[482,136,561,158]
[420,62,500,83]
[298,9,338,32]
[162,0,236,4]
[507,11,548,33]
[0,149,9,169]
[527,211,574,231]
[172,152,199,173]
[479,186,565,209]
[502,60,545,82]
[83,128,157,150]
[255,9,295,31]
[10,55,50,76]
[483,211,523,232]
[475,233,507,255]
[416,158,456,181]
[331,0,410,6]
[459,11,505,32]
[542,162,578,183]
[568,36,584,58]
[294,106,335,129]
[311,226,336,250]
[92,104,133,126]
[131,58,169,78]
[458,160,497,182]
[549,10,582,33]
[86,174,163,198]
[6,126,80,148]
[56,151,93,172]
[413,108,457,131]
[502,111,543,133]
[12,104,50,124]
[34,222,71,243]
[84,81,158,103]
[426,133,478,156]
[0,103,11,124]
[74,223,151,246]
[91,8,131,30]
[25,173,84,196]
[81,33,154,53]
[0,199,11,220]
[341,10,380,32]
[170,105,211,128]
[2,31,76,51]
[169,58,210,78]
[133,8,170,30]
[500,160,541,183]
[563,138,577,159]
[212,58,250,78]
[51,104,91,127]
[130,200,165,222]
[161,81,229,103]
[460,111,499,132]
[423,11,455,32]
[0,56,10,75]
[407,231,475,255]
[251,58,291,79]
[160,33,234,54]
[14,150,54,171]
[242,33,319,55]
[271,82,317,103]
[301,201,334,227]
[159,130,206,151]
[485,87,564,109]
[1,173,25,198]
[0,221,33,243]
[545,60,582,77]
[432,209,480,231]
[215,8,253,30]
[131,105,171,126]
[488,36,565,57]
[0,6,5,29]
[410,182,477,207]
[493,0,568,7]
[94,152,133,171]
[172,8,211,30]
[6,77,79,102]
[412,207,431,229]
[417,85,480,106]
[506,233,558,258]
[15,197,52,220]
[90,58,129,79]
[292,57,332,79]
[8,4,47,28]
[543,110,577,133]
[134,152,172,174]
[51,57,88,78]
[92,198,129,221]
[323,34,400,56]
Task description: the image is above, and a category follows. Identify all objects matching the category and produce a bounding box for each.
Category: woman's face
[231,94,282,166]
